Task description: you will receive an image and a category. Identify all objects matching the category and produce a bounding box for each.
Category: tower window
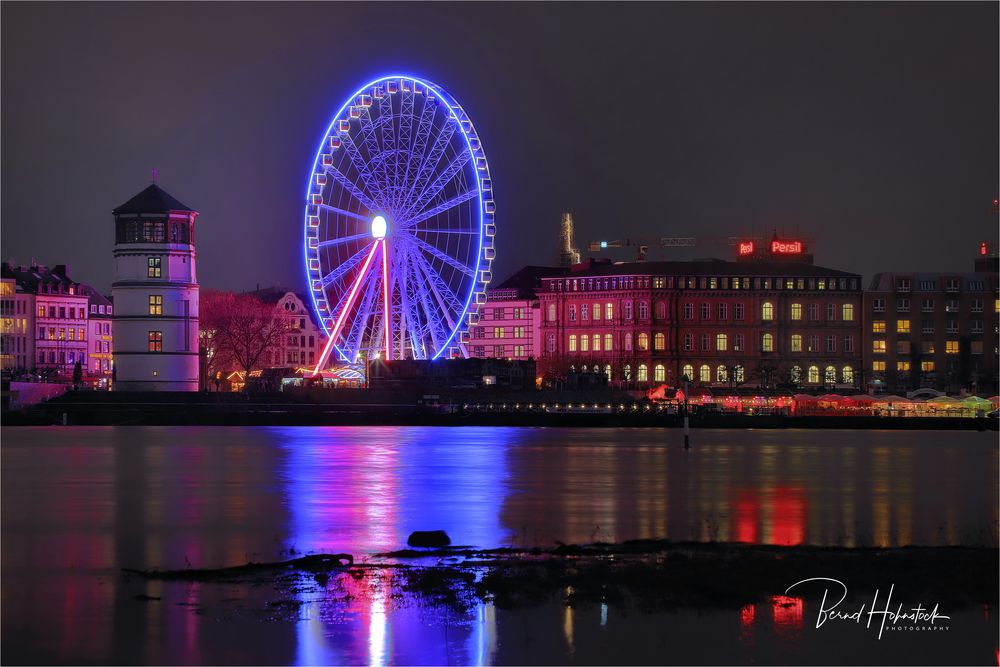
[148,331,163,352]
[148,257,162,278]
[149,295,163,316]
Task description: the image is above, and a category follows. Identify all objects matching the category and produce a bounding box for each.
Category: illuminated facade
[80,285,114,381]
[250,288,328,370]
[1,263,89,379]
[112,184,199,391]
[537,258,863,389]
[863,258,999,394]
[0,278,33,372]
[469,266,566,361]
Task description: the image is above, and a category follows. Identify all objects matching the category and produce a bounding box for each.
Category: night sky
[2,2,997,293]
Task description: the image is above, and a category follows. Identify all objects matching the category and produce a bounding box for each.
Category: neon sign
[770,240,803,255]
[738,241,755,256]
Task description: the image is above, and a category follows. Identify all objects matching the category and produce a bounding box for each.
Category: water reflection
[2,426,997,665]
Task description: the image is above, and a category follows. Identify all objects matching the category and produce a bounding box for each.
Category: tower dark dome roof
[113,184,195,215]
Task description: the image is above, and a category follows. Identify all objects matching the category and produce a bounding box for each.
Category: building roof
[112,183,195,215]
[540,258,861,280]
[77,283,113,310]
[490,265,569,298]
[867,272,998,292]
[0,262,81,294]
[248,286,324,329]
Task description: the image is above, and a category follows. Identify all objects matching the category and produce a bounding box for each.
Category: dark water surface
[2,426,997,664]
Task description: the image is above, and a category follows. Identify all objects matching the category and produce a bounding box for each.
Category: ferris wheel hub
[371,214,388,239]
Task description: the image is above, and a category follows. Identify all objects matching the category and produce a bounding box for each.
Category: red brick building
[536,258,863,390]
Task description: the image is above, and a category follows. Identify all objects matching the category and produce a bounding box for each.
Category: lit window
[581,335,589,352]
[825,366,837,384]
[715,333,727,351]
[592,334,600,352]
[699,365,711,383]
[872,361,886,372]
[592,303,601,321]
[654,364,666,382]
[149,295,163,316]
[654,332,665,351]
[873,340,886,353]
[148,331,163,352]
[842,366,854,384]
[147,257,162,278]
[945,340,959,354]
[568,335,577,352]
[682,364,694,381]
[638,333,649,350]
[716,365,728,383]
[637,364,648,382]
[896,320,910,333]
[761,333,774,352]
[921,361,935,372]
[790,303,802,320]
[547,304,556,321]
[761,302,774,321]
[807,366,819,383]
[842,304,854,321]
[605,302,613,320]
[604,333,612,351]
[791,334,802,352]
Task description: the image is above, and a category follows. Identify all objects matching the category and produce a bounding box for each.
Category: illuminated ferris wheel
[303,75,495,371]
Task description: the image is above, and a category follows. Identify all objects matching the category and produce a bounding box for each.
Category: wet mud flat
[123,540,998,616]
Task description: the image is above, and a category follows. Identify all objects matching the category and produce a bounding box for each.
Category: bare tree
[200,290,289,387]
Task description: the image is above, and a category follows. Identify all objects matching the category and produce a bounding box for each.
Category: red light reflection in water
[771,595,804,635]
[734,490,758,543]
[769,487,807,546]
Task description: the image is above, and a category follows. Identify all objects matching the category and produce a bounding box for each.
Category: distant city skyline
[2,2,997,293]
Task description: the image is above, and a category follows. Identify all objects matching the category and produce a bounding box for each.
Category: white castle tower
[111,183,199,391]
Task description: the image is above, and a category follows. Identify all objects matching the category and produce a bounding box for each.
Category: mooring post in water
[62,413,67,426]
[683,378,690,450]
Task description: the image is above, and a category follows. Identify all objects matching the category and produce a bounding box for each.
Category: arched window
[624,332,633,351]
[761,333,774,352]
[655,301,666,320]
[716,365,728,382]
[623,364,632,381]
[592,334,601,351]
[637,364,648,382]
[654,332,665,351]
[734,365,745,382]
[842,366,854,384]
[604,333,613,351]
[699,364,711,383]
[791,366,802,383]
[716,333,728,351]
[547,304,556,321]
[682,364,694,381]
[637,333,649,350]
[825,365,837,384]
[807,366,819,383]
[568,334,577,352]
[761,302,774,320]
[654,364,666,382]
[604,364,612,380]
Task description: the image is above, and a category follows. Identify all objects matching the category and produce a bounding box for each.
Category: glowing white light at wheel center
[371,215,387,239]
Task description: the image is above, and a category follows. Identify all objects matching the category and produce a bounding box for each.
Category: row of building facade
[469,246,999,394]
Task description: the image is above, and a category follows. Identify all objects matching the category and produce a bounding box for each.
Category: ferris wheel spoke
[410,235,475,278]
[321,242,375,287]
[410,247,464,318]
[342,262,382,361]
[400,96,438,213]
[324,164,379,212]
[406,251,447,355]
[317,232,372,249]
[357,106,385,183]
[318,204,371,224]
[393,88,415,211]
[401,189,478,228]
[403,118,457,209]
[400,151,471,221]
[340,132,387,208]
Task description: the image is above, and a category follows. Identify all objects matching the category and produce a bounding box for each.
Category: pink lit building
[468,266,567,361]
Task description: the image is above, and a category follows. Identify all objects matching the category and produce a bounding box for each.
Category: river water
[2,426,997,664]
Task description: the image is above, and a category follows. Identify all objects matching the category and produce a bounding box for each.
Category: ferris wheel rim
[302,73,493,363]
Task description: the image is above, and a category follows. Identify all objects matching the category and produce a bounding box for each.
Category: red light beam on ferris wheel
[381,240,391,361]
[310,240,382,376]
